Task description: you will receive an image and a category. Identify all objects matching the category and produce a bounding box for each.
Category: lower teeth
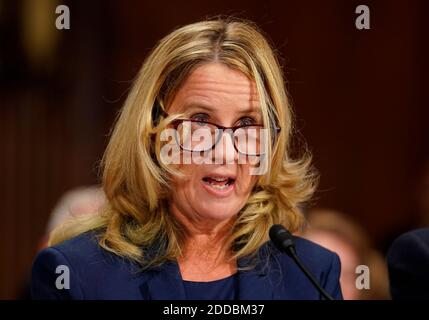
[209,183,228,190]
[203,179,231,190]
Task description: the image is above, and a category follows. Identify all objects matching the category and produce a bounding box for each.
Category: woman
[31,17,342,300]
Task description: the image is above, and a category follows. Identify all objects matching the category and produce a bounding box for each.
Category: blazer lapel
[236,263,273,299]
[139,241,287,300]
[139,260,186,300]
[237,241,289,300]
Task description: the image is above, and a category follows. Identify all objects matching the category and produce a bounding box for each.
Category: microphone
[269,224,334,300]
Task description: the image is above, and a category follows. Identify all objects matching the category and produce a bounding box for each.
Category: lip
[202,171,237,180]
[201,179,235,198]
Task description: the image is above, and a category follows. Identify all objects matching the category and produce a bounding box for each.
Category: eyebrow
[183,103,262,117]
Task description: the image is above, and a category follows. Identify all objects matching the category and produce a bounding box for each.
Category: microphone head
[269,224,295,254]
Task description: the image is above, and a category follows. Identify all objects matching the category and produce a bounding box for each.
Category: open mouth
[202,176,235,190]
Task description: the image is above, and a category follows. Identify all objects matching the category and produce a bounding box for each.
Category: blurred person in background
[387,228,429,299]
[18,186,105,299]
[386,160,429,299]
[37,186,106,250]
[301,209,390,300]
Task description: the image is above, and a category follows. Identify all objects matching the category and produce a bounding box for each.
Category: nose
[213,129,239,164]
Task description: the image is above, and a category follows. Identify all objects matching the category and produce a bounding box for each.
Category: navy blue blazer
[31,231,343,300]
[387,228,429,299]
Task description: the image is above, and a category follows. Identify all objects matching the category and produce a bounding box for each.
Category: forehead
[167,63,261,114]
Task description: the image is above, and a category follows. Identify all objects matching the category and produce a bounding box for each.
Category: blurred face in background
[304,230,362,300]
[166,63,260,229]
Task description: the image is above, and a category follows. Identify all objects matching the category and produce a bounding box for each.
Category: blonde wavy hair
[50,17,318,270]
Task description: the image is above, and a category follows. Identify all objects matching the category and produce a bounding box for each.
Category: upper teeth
[210,177,228,181]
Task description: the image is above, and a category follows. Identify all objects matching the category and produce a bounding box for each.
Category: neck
[169,203,237,280]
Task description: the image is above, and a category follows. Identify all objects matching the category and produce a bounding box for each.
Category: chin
[197,202,242,222]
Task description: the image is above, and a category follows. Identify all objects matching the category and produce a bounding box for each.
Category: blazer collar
[139,241,287,300]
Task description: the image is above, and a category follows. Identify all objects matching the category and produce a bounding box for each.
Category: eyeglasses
[152,104,281,156]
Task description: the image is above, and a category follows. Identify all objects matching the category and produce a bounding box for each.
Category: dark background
[1,0,428,299]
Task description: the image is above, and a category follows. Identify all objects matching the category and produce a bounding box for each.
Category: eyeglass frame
[152,103,282,156]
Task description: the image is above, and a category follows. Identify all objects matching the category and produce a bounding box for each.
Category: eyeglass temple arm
[152,102,169,125]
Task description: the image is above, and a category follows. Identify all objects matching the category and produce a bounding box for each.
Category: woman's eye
[190,113,209,122]
[238,117,256,126]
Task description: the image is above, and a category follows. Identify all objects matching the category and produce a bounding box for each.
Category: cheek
[174,163,203,191]
[235,165,258,196]
[242,164,258,182]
